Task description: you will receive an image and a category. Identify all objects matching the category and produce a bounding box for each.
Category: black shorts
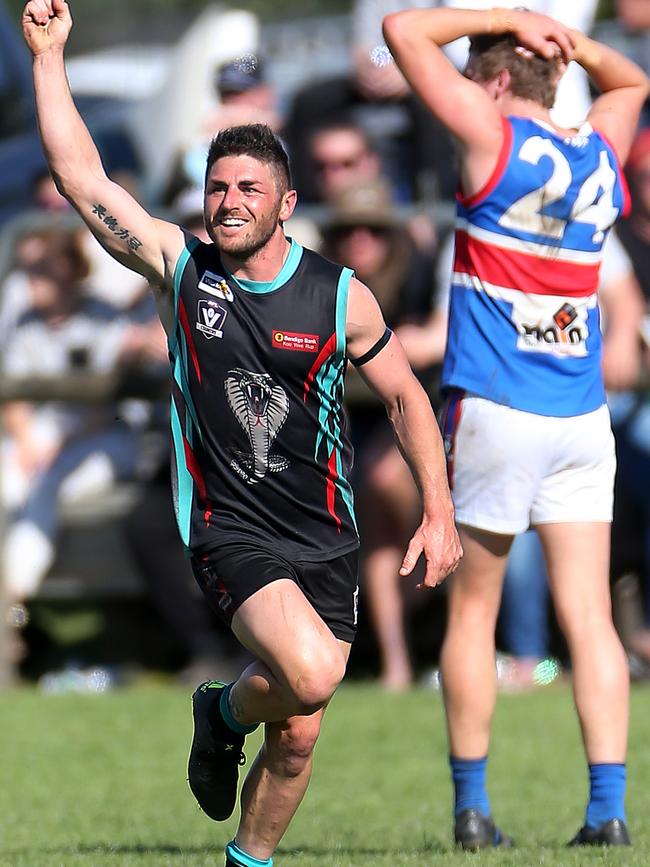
[191,541,359,643]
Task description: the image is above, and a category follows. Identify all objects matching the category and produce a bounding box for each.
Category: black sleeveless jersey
[168,233,359,562]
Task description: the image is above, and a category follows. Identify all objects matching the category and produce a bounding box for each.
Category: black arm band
[350,327,393,367]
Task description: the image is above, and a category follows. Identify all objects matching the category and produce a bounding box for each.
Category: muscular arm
[346,278,461,586]
[382,7,573,197]
[24,0,184,292]
[382,7,503,197]
[576,33,650,163]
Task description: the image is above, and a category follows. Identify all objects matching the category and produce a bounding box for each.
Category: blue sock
[450,755,491,817]
[219,683,258,736]
[225,840,272,867]
[585,763,626,828]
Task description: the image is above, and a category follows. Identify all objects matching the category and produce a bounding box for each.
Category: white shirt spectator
[3,297,129,444]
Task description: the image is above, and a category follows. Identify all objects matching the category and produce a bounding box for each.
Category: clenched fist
[22,0,72,57]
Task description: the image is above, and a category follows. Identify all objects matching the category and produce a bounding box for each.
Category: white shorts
[441,393,616,535]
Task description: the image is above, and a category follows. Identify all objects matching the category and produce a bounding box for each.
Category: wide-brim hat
[324,177,396,231]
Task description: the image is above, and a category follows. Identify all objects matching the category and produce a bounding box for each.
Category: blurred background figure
[309,122,382,205]
[0,229,144,636]
[284,0,451,205]
[617,0,650,112]
[202,56,281,136]
[163,51,283,207]
[322,177,444,689]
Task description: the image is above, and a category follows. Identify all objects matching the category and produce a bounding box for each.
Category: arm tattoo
[91,203,143,252]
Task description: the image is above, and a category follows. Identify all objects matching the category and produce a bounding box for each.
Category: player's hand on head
[400,512,463,589]
[507,9,574,64]
[22,0,72,57]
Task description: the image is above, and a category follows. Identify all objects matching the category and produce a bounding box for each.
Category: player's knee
[272,716,322,778]
[292,649,346,713]
[448,597,498,632]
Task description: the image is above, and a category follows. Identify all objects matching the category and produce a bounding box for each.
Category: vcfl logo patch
[196,299,227,339]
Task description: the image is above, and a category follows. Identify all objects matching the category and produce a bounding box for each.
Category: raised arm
[346,278,462,587]
[576,33,650,163]
[382,7,573,197]
[382,9,502,162]
[23,0,184,290]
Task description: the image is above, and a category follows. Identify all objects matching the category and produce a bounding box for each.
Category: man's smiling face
[204,154,287,259]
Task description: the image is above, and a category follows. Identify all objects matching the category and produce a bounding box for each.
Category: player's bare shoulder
[153,219,188,291]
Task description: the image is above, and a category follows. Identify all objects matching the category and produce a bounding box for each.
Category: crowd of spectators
[3,0,650,688]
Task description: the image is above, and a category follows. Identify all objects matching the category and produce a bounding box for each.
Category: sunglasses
[314,152,366,173]
[328,224,390,238]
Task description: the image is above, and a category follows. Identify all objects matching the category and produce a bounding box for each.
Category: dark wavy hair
[205,124,292,192]
[468,33,562,110]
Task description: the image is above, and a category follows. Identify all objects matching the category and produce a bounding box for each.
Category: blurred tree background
[6,0,351,52]
[5,0,619,54]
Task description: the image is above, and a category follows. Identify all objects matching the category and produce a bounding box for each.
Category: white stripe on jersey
[455,218,603,265]
[450,271,599,309]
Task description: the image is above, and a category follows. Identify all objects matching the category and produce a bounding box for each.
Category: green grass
[0,682,648,866]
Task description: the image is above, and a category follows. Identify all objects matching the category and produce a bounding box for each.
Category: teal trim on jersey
[170,397,193,546]
[225,238,303,294]
[313,267,353,456]
[172,352,202,443]
[334,266,357,528]
[173,236,200,311]
[335,444,357,532]
[178,336,194,442]
[168,236,203,547]
[314,355,339,455]
[314,354,358,533]
[169,234,204,442]
[336,267,353,357]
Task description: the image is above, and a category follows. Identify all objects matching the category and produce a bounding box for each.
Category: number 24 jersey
[442,115,630,417]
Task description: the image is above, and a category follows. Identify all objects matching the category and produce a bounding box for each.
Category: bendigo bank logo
[272,330,320,353]
[517,302,589,356]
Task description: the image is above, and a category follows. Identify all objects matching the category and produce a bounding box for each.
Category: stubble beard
[215,208,282,262]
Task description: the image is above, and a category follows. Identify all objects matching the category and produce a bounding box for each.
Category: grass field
[1,681,648,866]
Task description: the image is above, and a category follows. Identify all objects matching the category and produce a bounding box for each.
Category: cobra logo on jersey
[224,368,290,485]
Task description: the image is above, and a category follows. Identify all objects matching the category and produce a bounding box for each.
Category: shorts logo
[272,330,320,353]
[196,299,227,339]
[198,270,234,302]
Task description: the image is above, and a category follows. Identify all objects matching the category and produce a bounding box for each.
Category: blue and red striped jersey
[442,115,630,416]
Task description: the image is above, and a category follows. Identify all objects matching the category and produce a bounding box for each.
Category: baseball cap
[216,55,264,95]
